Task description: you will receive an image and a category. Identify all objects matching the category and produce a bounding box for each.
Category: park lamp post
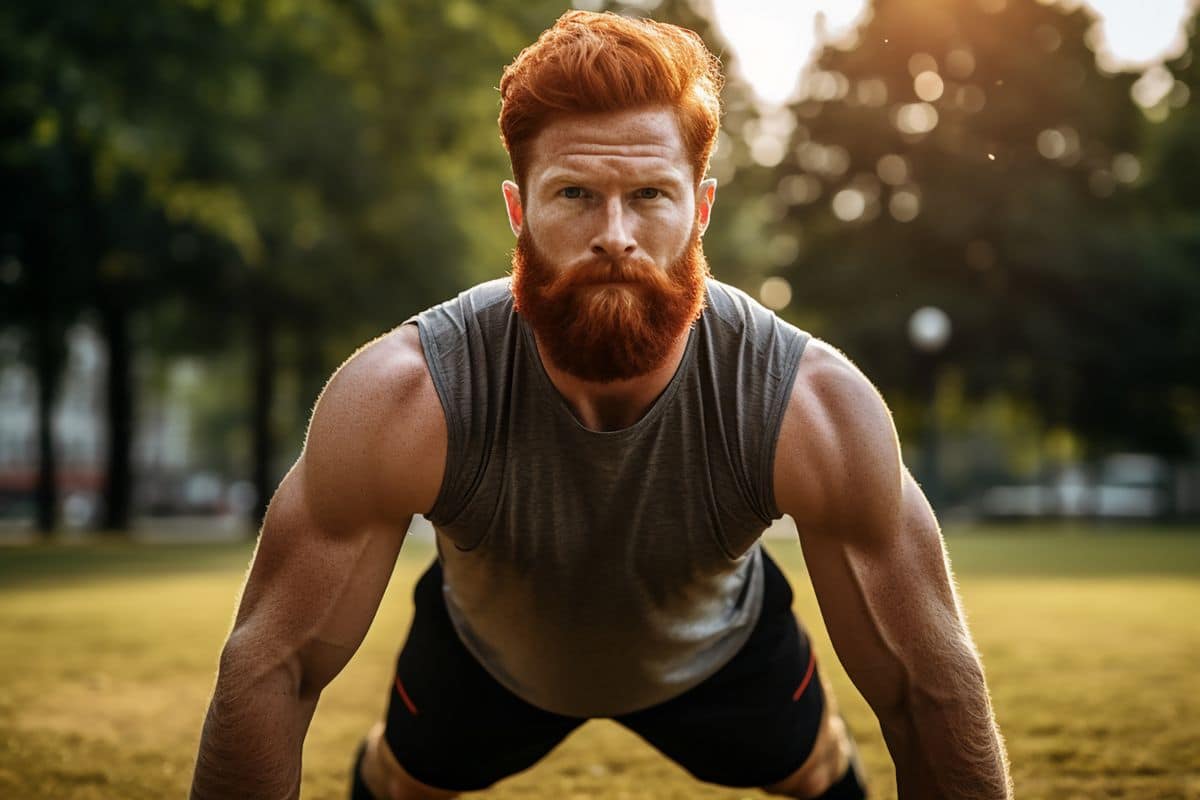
[908,306,951,512]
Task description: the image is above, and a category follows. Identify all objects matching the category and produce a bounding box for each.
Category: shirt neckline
[517,312,699,440]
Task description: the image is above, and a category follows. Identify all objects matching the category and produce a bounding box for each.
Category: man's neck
[531,329,691,432]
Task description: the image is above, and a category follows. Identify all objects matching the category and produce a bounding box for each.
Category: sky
[706,0,1198,106]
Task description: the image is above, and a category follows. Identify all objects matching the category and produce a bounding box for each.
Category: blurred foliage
[0,0,567,529]
[715,0,1200,456]
[1,0,1198,529]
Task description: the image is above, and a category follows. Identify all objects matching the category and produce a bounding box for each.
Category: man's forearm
[879,655,1012,800]
[191,663,318,800]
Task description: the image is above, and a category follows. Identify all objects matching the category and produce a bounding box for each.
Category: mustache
[549,255,672,294]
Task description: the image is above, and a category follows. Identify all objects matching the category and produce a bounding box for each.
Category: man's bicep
[222,326,444,693]
[226,462,410,695]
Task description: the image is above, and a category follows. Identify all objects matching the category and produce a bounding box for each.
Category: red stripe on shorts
[792,650,816,701]
[394,676,419,716]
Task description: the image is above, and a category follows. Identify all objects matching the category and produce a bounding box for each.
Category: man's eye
[635,188,662,200]
[562,187,585,199]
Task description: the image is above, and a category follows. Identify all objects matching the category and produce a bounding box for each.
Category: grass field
[1,525,1199,799]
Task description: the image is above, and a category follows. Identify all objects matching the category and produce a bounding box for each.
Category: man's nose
[590,197,637,258]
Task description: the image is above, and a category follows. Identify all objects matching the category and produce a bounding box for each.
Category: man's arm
[190,324,446,799]
[774,339,1011,799]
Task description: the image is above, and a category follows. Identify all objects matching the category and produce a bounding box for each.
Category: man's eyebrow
[540,168,688,187]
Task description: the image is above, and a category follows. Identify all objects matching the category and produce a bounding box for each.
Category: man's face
[503,106,717,384]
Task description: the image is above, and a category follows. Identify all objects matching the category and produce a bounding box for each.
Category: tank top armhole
[759,329,810,523]
[404,316,462,525]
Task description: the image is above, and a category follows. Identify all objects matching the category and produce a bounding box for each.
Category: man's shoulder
[788,340,886,426]
[330,323,433,407]
[304,324,446,519]
[774,338,901,526]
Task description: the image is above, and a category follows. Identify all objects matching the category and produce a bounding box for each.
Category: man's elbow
[214,630,308,702]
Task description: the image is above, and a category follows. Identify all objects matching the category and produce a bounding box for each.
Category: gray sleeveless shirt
[405,277,809,717]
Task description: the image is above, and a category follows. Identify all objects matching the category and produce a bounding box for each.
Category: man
[191,11,1012,800]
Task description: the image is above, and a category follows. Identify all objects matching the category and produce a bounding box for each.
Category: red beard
[511,227,709,383]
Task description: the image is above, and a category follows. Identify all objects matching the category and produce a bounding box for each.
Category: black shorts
[382,549,826,791]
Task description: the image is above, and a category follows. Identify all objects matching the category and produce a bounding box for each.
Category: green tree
[765,0,1196,453]
[217,0,570,524]
[1135,14,1200,455]
[1,0,358,531]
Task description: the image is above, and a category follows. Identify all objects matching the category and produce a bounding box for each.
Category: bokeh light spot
[760,276,793,310]
[1112,153,1142,183]
[855,78,889,107]
[896,103,939,135]
[1079,0,1193,72]
[946,48,977,79]
[1168,80,1191,108]
[1038,129,1067,159]
[908,53,939,78]
[876,154,910,186]
[750,135,788,167]
[778,173,823,205]
[832,189,867,221]
[1131,65,1177,108]
[914,71,945,102]
[889,190,921,222]
[909,306,952,352]
[1034,24,1063,52]
[796,141,850,176]
[707,0,871,106]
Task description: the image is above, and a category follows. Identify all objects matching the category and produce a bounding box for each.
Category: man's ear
[696,178,717,234]
[502,180,524,237]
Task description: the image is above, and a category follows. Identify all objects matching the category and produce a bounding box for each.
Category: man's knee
[357,721,463,800]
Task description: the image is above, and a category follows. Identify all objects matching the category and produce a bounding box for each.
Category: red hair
[499,10,723,188]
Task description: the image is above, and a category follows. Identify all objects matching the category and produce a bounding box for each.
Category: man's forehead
[528,107,689,175]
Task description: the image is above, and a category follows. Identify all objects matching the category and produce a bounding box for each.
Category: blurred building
[0,327,106,524]
[0,325,233,528]
[978,453,1200,520]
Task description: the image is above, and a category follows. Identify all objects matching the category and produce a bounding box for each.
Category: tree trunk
[98,291,134,533]
[32,314,64,537]
[250,295,277,529]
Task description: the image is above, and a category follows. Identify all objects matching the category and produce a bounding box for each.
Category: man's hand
[190,324,446,799]
[775,339,1012,799]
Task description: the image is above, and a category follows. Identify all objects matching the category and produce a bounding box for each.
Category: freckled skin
[191,107,1011,800]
